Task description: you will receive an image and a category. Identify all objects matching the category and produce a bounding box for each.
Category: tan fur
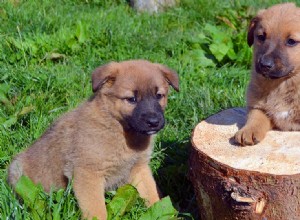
[8,60,179,220]
[235,3,300,146]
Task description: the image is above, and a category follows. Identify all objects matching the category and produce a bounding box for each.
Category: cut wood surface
[189,108,300,220]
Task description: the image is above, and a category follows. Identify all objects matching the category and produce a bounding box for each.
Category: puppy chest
[103,153,141,189]
[272,110,300,130]
[265,86,300,130]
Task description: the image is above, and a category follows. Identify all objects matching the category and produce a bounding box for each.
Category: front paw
[234,126,266,146]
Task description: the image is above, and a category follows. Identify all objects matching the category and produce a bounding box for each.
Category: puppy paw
[234,126,266,146]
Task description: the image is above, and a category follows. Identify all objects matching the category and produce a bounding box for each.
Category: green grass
[0,0,294,219]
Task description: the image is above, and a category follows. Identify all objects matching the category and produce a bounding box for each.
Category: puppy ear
[247,17,260,46]
[156,64,179,92]
[91,62,118,92]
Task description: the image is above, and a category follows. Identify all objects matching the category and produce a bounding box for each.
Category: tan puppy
[235,3,300,146]
[8,60,179,219]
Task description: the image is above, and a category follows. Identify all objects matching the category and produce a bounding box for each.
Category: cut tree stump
[189,108,300,220]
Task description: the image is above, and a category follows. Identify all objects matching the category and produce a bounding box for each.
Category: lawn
[0,0,292,219]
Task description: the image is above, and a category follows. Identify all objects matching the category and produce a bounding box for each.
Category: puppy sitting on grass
[8,60,179,220]
[235,3,300,146]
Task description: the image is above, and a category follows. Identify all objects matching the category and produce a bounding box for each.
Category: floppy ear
[247,17,260,46]
[91,62,118,93]
[156,64,179,92]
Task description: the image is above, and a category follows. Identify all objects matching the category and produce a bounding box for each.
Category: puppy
[8,60,179,219]
[235,3,300,146]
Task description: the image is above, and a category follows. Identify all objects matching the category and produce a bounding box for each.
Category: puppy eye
[156,93,164,100]
[286,38,298,47]
[125,97,137,104]
[257,34,266,42]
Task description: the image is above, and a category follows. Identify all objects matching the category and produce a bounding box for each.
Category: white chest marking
[275,111,290,119]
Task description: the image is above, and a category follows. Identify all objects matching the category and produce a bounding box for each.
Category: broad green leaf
[52,189,65,220]
[209,43,230,62]
[0,74,9,81]
[139,196,178,220]
[76,21,88,44]
[106,185,138,219]
[182,49,215,68]
[106,184,139,220]
[66,37,78,50]
[203,24,220,37]
[227,47,237,60]
[54,188,64,202]
[18,105,35,116]
[204,24,228,44]
[0,91,10,106]
[15,176,47,220]
[1,116,17,128]
[0,83,10,93]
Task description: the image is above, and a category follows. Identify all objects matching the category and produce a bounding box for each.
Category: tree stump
[189,108,300,220]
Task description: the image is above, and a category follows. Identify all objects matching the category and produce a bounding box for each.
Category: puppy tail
[7,154,24,187]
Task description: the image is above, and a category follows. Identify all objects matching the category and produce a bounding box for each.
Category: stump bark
[189,108,300,220]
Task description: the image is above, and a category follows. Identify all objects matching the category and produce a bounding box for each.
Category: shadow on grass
[156,140,199,220]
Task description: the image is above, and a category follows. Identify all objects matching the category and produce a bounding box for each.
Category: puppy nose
[146,117,159,128]
[259,55,275,71]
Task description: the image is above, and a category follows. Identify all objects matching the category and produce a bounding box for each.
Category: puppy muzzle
[125,99,165,135]
[256,55,294,79]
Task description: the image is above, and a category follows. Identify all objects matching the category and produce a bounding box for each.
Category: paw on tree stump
[189,108,300,220]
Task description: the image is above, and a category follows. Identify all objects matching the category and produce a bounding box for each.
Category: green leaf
[203,23,220,37]
[1,116,17,128]
[18,105,35,116]
[0,91,10,106]
[139,196,178,220]
[0,83,10,93]
[66,37,78,50]
[227,47,237,60]
[106,184,139,220]
[0,74,9,81]
[209,43,230,62]
[52,189,65,220]
[76,21,88,44]
[15,176,47,220]
[182,49,215,68]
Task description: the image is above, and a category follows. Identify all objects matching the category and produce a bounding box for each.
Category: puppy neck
[123,130,152,151]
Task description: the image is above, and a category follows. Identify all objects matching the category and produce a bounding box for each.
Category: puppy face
[248,3,300,79]
[91,60,179,135]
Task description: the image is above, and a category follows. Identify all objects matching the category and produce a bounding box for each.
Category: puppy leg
[129,162,160,206]
[73,168,106,220]
[235,108,272,146]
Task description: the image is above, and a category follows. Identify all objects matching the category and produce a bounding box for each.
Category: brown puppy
[8,60,179,219]
[235,3,300,146]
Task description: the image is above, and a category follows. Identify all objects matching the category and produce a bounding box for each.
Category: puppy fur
[8,60,179,219]
[235,3,300,146]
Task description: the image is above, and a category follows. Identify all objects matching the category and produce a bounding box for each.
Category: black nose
[259,55,275,72]
[146,117,159,128]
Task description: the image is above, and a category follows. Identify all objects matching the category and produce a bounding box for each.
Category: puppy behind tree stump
[234,3,300,146]
[8,60,179,220]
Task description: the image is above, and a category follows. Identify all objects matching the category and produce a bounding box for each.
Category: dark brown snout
[258,55,275,72]
[255,48,294,79]
[126,96,165,135]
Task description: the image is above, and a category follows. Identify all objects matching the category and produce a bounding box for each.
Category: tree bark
[189,108,300,220]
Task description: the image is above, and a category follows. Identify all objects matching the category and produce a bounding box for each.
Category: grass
[0,0,294,219]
